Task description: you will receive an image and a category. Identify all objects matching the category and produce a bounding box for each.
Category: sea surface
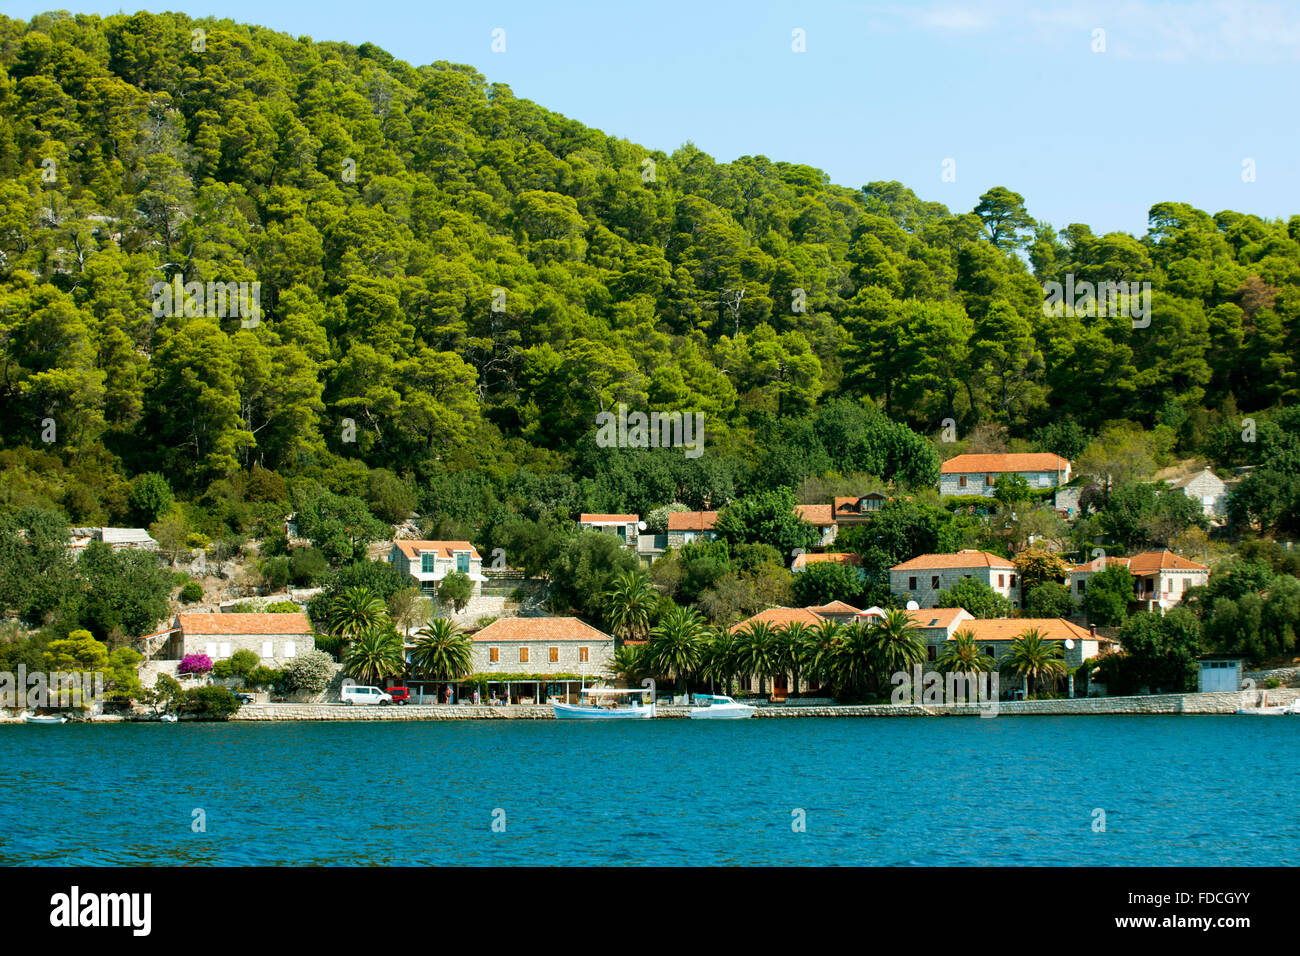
[2,716,1296,866]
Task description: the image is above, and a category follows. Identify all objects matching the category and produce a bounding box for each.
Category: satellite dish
[906,600,920,611]
[1064,639,1075,650]
[637,520,647,531]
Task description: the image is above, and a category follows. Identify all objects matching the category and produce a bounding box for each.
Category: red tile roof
[177,612,313,635]
[393,540,480,560]
[905,608,971,629]
[808,601,863,615]
[891,550,1015,571]
[1127,550,1210,573]
[471,616,612,643]
[667,510,718,531]
[579,514,638,524]
[794,504,835,526]
[951,617,1112,644]
[729,607,826,633]
[1068,556,1131,573]
[940,453,1070,474]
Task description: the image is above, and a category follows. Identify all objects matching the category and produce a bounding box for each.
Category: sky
[4,0,1298,236]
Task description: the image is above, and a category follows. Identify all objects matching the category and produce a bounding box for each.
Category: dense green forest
[2,8,1299,548]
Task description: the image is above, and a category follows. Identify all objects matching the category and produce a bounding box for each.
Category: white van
[341,685,393,706]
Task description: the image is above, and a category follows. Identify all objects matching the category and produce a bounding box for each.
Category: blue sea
[2,716,1296,866]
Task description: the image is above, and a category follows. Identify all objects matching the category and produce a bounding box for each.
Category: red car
[386,686,411,704]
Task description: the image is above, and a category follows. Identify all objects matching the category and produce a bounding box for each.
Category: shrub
[178,653,212,676]
[264,601,301,613]
[181,685,241,720]
[281,649,335,693]
[179,581,203,603]
[147,673,184,714]
[476,615,499,629]
[228,649,259,679]
[312,633,342,661]
[246,665,282,689]
[259,555,291,592]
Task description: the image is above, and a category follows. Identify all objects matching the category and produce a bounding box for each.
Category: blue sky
[5,0,1298,236]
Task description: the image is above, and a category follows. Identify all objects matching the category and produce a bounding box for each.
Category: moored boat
[688,694,756,719]
[552,687,656,719]
[22,712,68,724]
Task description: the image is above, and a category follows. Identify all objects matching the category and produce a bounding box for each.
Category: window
[998,574,1005,587]
[579,647,589,663]
[931,576,940,589]
[284,641,296,658]
[909,576,917,590]
[519,647,530,663]
[1009,575,1016,588]
[218,642,231,658]
[927,645,937,662]
[985,474,995,487]
[205,643,217,658]
[1038,474,1050,487]
[421,553,436,574]
[549,646,559,663]
[958,475,968,488]
[262,641,273,658]
[983,646,995,658]
[1078,580,1086,594]
[489,647,499,663]
[456,552,470,573]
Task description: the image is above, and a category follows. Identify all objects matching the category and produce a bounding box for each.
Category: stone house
[167,612,314,666]
[794,504,837,548]
[69,527,158,554]
[832,493,889,525]
[1165,468,1228,519]
[388,540,486,595]
[890,550,1021,608]
[1067,551,1210,614]
[951,617,1115,671]
[939,453,1071,497]
[666,510,719,548]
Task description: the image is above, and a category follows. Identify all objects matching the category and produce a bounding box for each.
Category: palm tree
[604,571,657,644]
[780,621,811,696]
[801,619,840,692]
[1001,627,1066,698]
[343,626,406,686]
[868,608,927,688]
[607,644,647,685]
[411,618,473,683]
[829,621,875,700]
[701,629,737,695]
[647,604,709,693]
[935,629,997,703]
[733,620,781,696]
[327,586,388,647]
[937,629,997,675]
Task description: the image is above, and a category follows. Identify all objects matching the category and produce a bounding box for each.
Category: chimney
[1089,624,1097,638]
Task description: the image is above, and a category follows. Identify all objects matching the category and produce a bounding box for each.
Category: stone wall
[1244,666,1300,687]
[222,689,1300,720]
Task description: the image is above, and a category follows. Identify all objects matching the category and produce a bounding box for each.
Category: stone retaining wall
[221,689,1300,720]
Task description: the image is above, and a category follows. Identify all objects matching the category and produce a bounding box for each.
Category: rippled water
[2,716,1296,866]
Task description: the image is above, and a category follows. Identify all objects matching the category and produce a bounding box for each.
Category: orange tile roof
[393,540,480,560]
[950,618,1111,644]
[904,608,971,629]
[177,612,313,635]
[833,494,888,513]
[471,616,612,643]
[1068,556,1131,573]
[579,514,638,524]
[667,510,718,531]
[808,601,862,615]
[1127,550,1210,573]
[794,504,834,526]
[730,607,826,633]
[940,453,1070,474]
[891,550,1015,571]
[793,551,861,569]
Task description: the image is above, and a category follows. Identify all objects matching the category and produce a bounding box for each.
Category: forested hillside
[2,9,1299,543]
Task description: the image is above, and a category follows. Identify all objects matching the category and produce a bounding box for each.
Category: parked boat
[1236,697,1300,715]
[553,687,655,719]
[22,712,67,724]
[689,694,756,719]
[160,713,179,723]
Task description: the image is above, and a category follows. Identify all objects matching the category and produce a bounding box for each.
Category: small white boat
[22,712,68,724]
[1237,699,1300,715]
[553,687,656,719]
[689,694,756,719]
[160,713,179,723]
